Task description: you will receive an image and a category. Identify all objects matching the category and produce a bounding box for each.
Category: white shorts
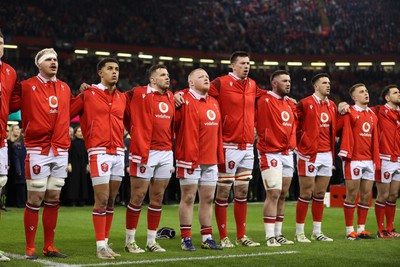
[343,160,374,181]
[89,154,124,185]
[219,148,254,174]
[177,164,218,186]
[377,159,400,183]
[258,151,294,178]
[130,150,173,180]
[0,147,8,175]
[26,149,68,179]
[297,152,333,177]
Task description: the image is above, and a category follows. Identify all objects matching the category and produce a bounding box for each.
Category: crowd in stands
[1,0,399,55]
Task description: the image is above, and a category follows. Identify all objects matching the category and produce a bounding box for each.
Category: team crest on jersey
[49,96,58,108]
[6,68,10,75]
[308,164,315,173]
[384,171,391,179]
[270,159,278,167]
[229,82,233,87]
[266,98,269,102]
[207,110,216,121]
[228,160,236,169]
[281,111,290,122]
[101,162,109,172]
[353,168,360,176]
[187,169,194,175]
[140,166,146,174]
[159,102,169,113]
[32,164,41,175]
[310,105,313,110]
[32,86,36,91]
[362,122,371,133]
[61,84,65,91]
[321,112,329,123]
[142,94,146,99]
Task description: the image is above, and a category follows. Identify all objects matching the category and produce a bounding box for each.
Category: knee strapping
[0,175,7,188]
[261,169,283,190]
[47,177,65,190]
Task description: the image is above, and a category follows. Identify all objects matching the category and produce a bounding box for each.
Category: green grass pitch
[0,201,399,266]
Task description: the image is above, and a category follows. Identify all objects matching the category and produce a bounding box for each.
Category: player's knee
[261,169,282,191]
[27,178,47,192]
[47,177,65,190]
[0,175,8,188]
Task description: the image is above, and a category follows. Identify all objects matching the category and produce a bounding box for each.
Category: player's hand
[174,93,185,108]
[79,83,90,92]
[338,102,350,115]
[68,163,72,173]
[288,97,297,104]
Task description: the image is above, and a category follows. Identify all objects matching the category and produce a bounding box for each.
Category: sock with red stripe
[296,197,310,234]
[24,203,40,250]
[125,204,141,244]
[215,198,228,240]
[147,204,162,245]
[374,201,386,232]
[385,201,396,231]
[312,196,324,234]
[105,208,114,240]
[92,209,106,242]
[357,203,369,232]
[42,201,60,249]
[180,224,192,239]
[200,225,213,242]
[344,202,355,234]
[234,197,247,240]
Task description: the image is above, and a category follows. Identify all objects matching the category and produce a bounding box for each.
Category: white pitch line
[5,252,73,267]
[66,251,299,267]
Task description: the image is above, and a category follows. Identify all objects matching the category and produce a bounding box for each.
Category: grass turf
[0,201,399,266]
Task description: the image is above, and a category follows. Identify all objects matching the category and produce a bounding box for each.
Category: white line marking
[67,251,299,267]
[5,252,73,267]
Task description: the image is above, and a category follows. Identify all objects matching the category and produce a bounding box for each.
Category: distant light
[220,60,231,64]
[200,59,214,63]
[179,57,193,62]
[263,61,279,66]
[74,49,88,54]
[287,62,302,66]
[380,62,395,66]
[311,62,326,67]
[138,54,153,59]
[335,62,350,67]
[95,51,110,56]
[159,56,173,61]
[4,44,18,49]
[250,61,255,65]
[358,62,373,66]
[117,53,132,58]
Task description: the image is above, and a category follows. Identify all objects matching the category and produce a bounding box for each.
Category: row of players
[0,32,399,261]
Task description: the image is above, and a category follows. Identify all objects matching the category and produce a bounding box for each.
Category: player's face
[0,37,4,59]
[387,88,400,105]
[39,56,58,78]
[231,56,250,79]
[151,68,170,91]
[274,74,291,97]
[315,77,331,97]
[352,86,369,105]
[190,69,210,94]
[99,62,119,86]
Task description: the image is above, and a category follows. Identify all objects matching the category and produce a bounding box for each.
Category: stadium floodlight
[287,62,302,66]
[200,59,214,63]
[357,62,373,66]
[380,62,395,66]
[311,62,326,67]
[138,54,153,59]
[95,51,110,56]
[74,49,88,54]
[4,44,18,49]
[263,61,279,66]
[220,60,231,64]
[159,56,173,61]
[250,61,255,65]
[117,53,132,58]
[335,62,350,67]
[179,57,193,62]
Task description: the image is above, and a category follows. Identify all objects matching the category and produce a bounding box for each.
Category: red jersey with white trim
[70,83,127,156]
[209,73,265,148]
[0,61,17,148]
[318,103,333,152]
[374,104,400,162]
[151,92,174,150]
[338,105,378,161]
[12,74,72,156]
[256,91,296,154]
[175,89,224,168]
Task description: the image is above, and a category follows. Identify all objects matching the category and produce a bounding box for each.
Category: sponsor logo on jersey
[360,122,372,137]
[353,168,360,176]
[270,159,278,167]
[228,160,235,169]
[207,110,216,121]
[384,171,391,179]
[320,112,330,127]
[49,96,58,108]
[101,162,109,172]
[32,164,41,175]
[140,166,146,174]
[281,111,290,122]
[159,102,169,113]
[308,164,315,173]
